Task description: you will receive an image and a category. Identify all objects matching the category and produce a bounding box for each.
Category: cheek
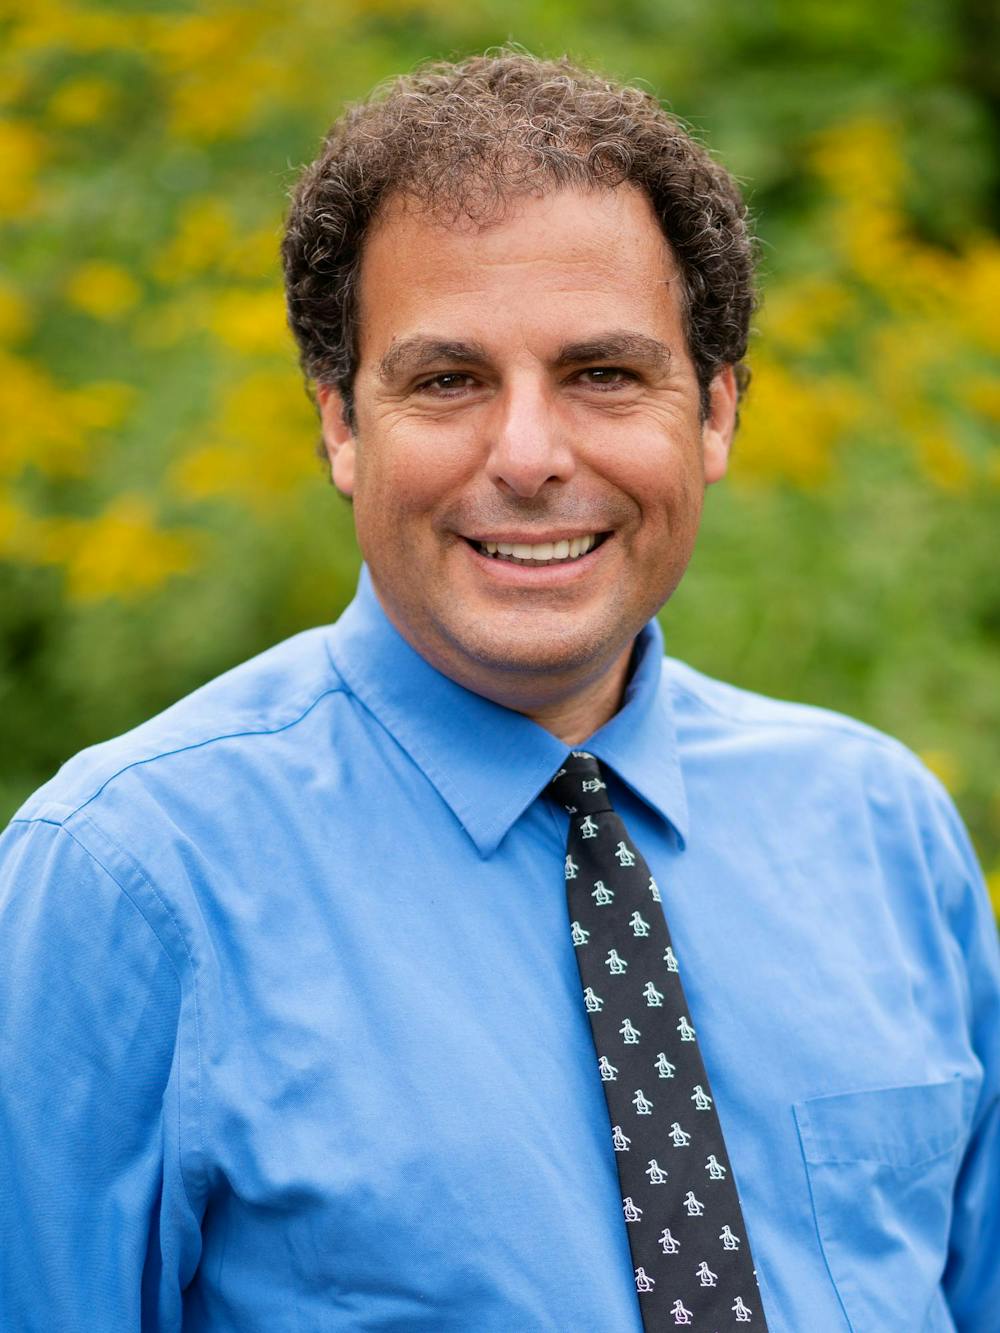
[354,439,457,561]
[356,436,422,510]
[617,447,703,533]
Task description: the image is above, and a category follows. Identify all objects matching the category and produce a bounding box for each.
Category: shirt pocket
[793,1078,967,1333]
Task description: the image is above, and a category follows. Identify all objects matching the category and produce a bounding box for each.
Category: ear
[701,365,738,486]
[316,383,356,498]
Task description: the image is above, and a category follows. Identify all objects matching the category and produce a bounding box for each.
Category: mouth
[464,532,611,566]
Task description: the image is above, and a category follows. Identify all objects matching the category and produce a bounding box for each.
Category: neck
[365,574,639,744]
[519,645,634,745]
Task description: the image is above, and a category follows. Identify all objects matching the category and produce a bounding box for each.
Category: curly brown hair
[282,49,756,425]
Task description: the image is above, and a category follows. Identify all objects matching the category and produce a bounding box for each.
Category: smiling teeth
[480,535,598,562]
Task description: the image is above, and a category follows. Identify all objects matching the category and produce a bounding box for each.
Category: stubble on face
[328,185,733,730]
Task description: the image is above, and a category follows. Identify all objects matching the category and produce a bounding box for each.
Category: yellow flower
[0,63,32,112]
[0,117,46,216]
[958,376,1000,423]
[152,200,282,288]
[918,749,963,794]
[734,357,863,488]
[65,261,141,321]
[209,287,289,355]
[39,495,201,602]
[952,241,1000,353]
[0,353,86,478]
[915,429,973,493]
[226,222,282,281]
[151,198,234,284]
[0,496,44,561]
[69,380,136,430]
[135,292,212,349]
[172,369,317,509]
[15,4,147,54]
[986,866,1000,922]
[166,61,278,141]
[760,279,857,355]
[0,283,31,343]
[148,10,265,68]
[0,355,133,479]
[885,247,959,318]
[146,11,287,141]
[810,118,906,213]
[48,75,117,126]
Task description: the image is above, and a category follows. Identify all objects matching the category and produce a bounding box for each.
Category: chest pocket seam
[793,1076,970,1333]
[794,1076,967,1168]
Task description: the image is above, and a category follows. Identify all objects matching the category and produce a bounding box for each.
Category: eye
[575,367,637,390]
[415,372,476,396]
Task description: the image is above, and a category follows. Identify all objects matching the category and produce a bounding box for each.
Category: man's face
[319,185,735,709]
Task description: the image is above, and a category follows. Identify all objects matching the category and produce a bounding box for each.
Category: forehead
[355,185,685,365]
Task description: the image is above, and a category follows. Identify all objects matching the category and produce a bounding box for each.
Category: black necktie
[547,751,766,1330]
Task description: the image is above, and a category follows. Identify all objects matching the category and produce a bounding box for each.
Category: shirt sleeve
[930,785,1000,1329]
[0,816,202,1332]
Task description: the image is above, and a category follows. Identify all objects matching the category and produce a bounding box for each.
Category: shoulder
[663,654,951,831]
[666,654,918,771]
[663,655,982,903]
[11,625,348,831]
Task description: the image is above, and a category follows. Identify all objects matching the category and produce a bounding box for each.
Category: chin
[439,614,628,682]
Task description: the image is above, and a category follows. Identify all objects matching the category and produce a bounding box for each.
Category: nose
[485,375,576,498]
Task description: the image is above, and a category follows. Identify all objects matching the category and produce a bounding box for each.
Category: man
[1,51,997,1332]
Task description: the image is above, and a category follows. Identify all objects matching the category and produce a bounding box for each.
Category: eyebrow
[553,332,672,373]
[377,337,490,383]
[375,329,672,383]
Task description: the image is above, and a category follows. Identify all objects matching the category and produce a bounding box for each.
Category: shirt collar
[325,566,689,857]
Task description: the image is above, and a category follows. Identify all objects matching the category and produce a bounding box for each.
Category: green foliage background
[2,0,998,911]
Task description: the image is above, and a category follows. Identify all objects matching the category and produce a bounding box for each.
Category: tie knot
[546,751,614,816]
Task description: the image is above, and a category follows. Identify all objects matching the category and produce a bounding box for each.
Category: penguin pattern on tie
[547,751,767,1330]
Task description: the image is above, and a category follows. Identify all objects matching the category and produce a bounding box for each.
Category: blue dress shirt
[2,566,998,1332]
